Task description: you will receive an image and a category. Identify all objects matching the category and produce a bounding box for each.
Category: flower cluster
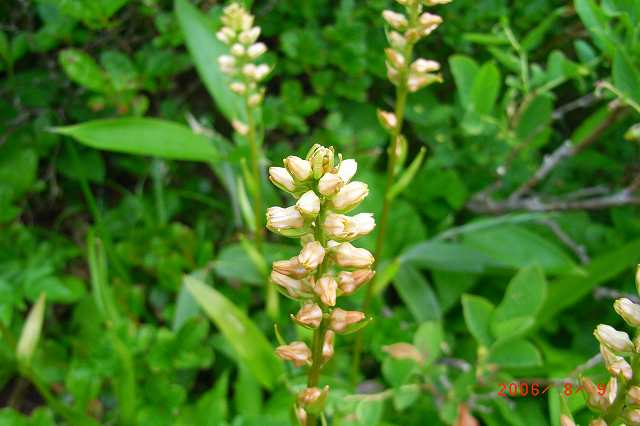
[267,144,375,424]
[381,0,447,93]
[562,267,640,426]
[217,3,270,116]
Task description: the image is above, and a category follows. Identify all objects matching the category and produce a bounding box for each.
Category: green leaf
[175,0,245,121]
[461,294,494,347]
[184,276,283,389]
[515,94,553,145]
[87,230,119,324]
[470,61,500,115]
[462,225,577,274]
[521,8,565,51]
[414,321,443,365]
[540,239,640,322]
[613,48,640,106]
[100,50,139,92]
[449,55,478,106]
[575,0,617,56]
[400,240,496,273]
[58,49,111,93]
[53,118,219,162]
[488,339,542,368]
[393,264,440,322]
[491,266,547,340]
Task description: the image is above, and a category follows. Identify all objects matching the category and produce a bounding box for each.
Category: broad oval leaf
[400,240,496,273]
[175,0,245,121]
[461,294,494,347]
[488,338,542,369]
[184,276,283,389]
[393,264,441,322]
[53,118,219,162]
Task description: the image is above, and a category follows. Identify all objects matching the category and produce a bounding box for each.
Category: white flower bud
[269,167,296,192]
[242,63,257,79]
[329,308,365,333]
[382,10,408,30]
[594,324,634,353]
[276,341,311,367]
[628,386,640,405]
[588,419,606,426]
[229,81,247,95]
[419,12,442,35]
[411,58,440,73]
[337,159,357,183]
[230,43,245,57]
[216,27,235,44]
[273,256,308,279]
[284,156,313,181]
[231,119,249,136]
[217,55,236,74]
[239,27,261,45]
[247,92,263,107]
[388,31,405,49]
[16,294,46,365]
[298,241,325,270]
[314,275,337,307]
[626,409,640,426]
[271,271,312,299]
[333,242,374,269]
[614,298,640,327]
[266,206,304,232]
[323,213,375,241]
[293,303,323,329]
[295,407,307,426]
[559,415,576,426]
[377,109,398,131]
[385,48,405,69]
[247,42,267,59]
[318,173,344,196]
[330,181,369,212]
[322,330,334,362]
[407,73,442,92]
[296,190,320,218]
[298,386,329,415]
[254,64,271,81]
[425,0,452,4]
[636,265,640,295]
[601,344,633,381]
[337,269,374,295]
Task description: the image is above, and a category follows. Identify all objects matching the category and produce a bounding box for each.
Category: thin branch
[594,287,640,303]
[538,219,590,264]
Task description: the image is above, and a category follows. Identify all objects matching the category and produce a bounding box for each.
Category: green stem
[244,101,278,318]
[351,27,415,386]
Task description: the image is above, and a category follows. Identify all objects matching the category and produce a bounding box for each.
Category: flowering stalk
[562,266,640,426]
[267,145,375,425]
[353,0,449,381]
[217,4,279,316]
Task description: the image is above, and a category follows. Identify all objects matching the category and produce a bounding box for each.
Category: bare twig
[594,287,640,303]
[538,218,590,264]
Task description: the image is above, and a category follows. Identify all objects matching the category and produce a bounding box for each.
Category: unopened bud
[614,298,640,327]
[298,241,325,270]
[411,58,440,73]
[330,181,369,212]
[628,386,640,405]
[218,55,236,74]
[625,408,640,426]
[273,257,308,279]
[382,10,408,30]
[247,92,263,107]
[271,271,312,299]
[231,119,249,136]
[589,419,607,426]
[605,377,618,406]
[16,293,46,365]
[425,0,452,4]
[322,330,335,362]
[254,64,270,81]
[323,213,375,241]
[636,265,640,295]
[314,275,337,307]
[388,31,405,49]
[296,191,320,218]
[269,167,296,192]
[230,43,245,57]
[337,159,357,184]
[333,242,374,269]
[229,81,247,95]
[247,42,267,59]
[329,308,365,333]
[297,386,329,415]
[242,63,257,79]
[284,156,313,181]
[216,28,234,44]
[581,376,609,411]
[295,406,307,426]
[239,27,261,45]
[276,341,311,367]
[306,144,335,179]
[338,269,375,295]
[601,344,632,381]
[560,416,576,426]
[293,303,323,328]
[318,173,344,196]
[419,12,443,35]
[385,48,405,69]
[407,73,442,92]
[377,109,398,131]
[266,206,305,235]
[594,324,634,353]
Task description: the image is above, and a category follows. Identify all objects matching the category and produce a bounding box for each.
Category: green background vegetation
[1,0,640,425]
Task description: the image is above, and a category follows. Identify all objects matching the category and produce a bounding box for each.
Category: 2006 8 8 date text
[498,382,607,397]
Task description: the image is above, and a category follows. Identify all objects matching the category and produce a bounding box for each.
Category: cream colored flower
[276,341,311,367]
[330,182,369,212]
